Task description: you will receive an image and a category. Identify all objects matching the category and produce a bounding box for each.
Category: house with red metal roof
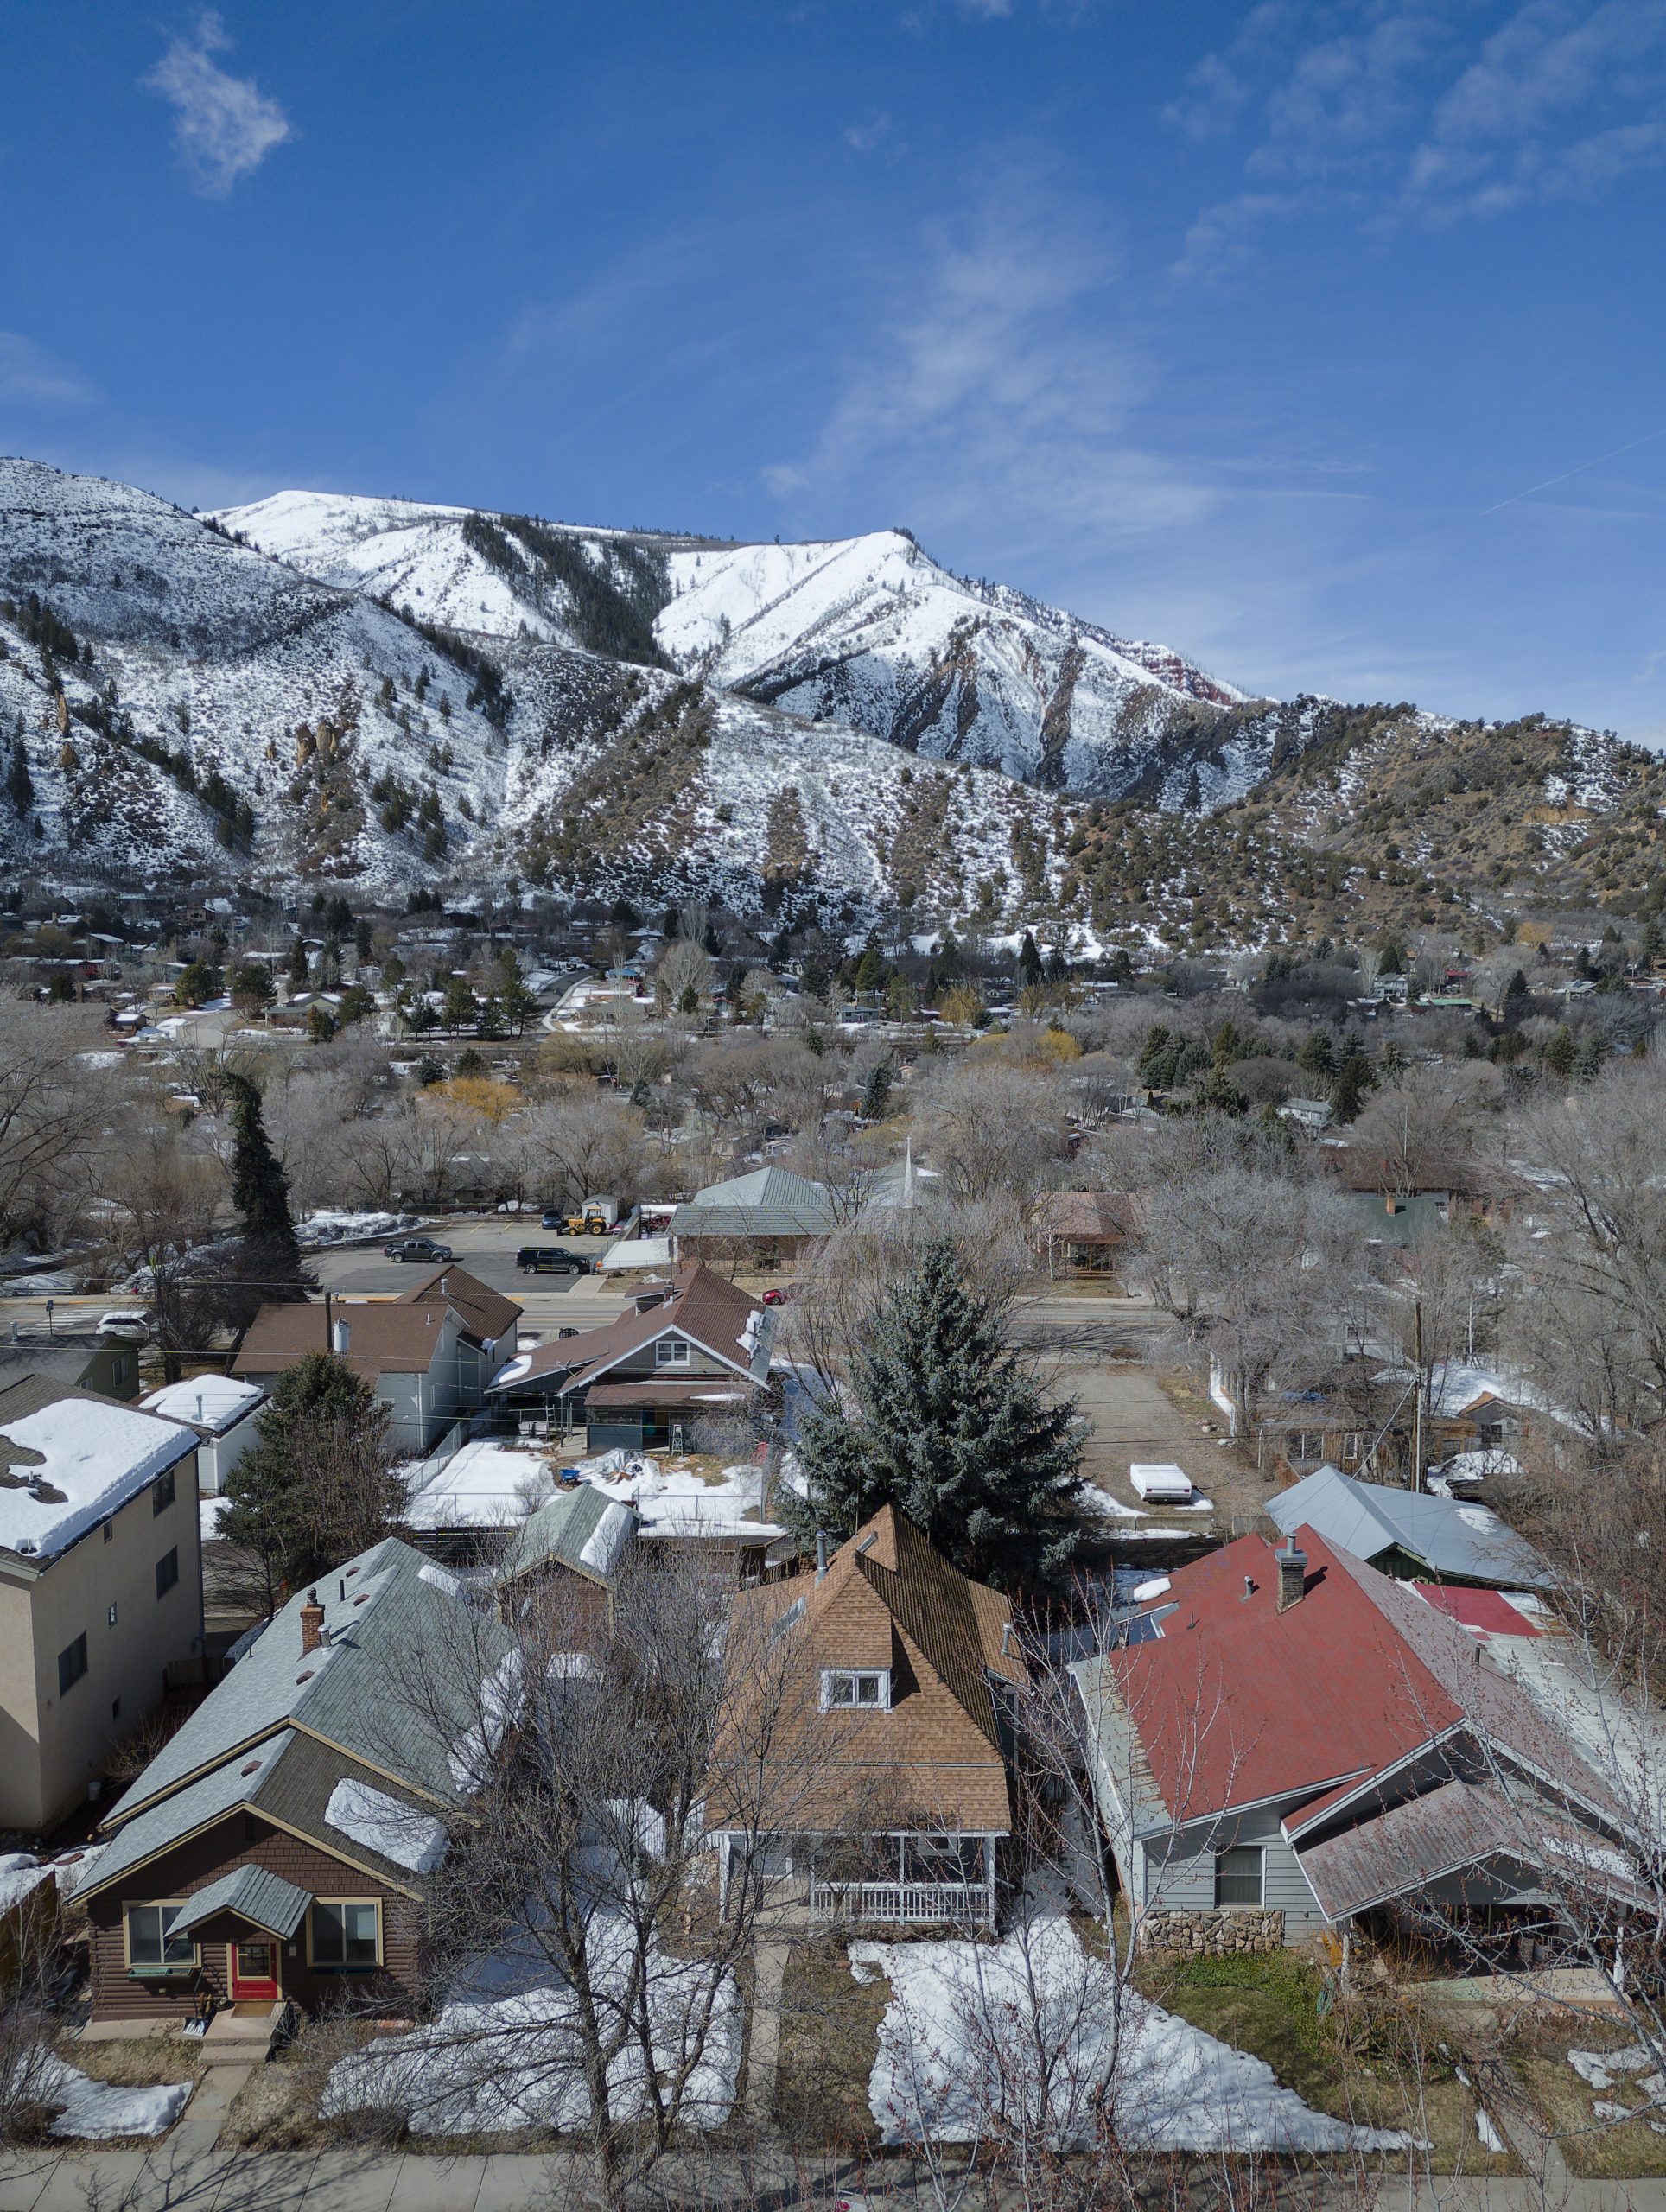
[1072,1525,1637,1953]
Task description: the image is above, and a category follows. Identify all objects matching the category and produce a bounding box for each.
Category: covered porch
[722,1831,998,1927]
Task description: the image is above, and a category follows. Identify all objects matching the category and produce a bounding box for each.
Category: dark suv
[383,1235,455,1263]
[516,1246,594,1275]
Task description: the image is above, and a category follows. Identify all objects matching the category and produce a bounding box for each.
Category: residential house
[667,1165,838,1266]
[707,1507,1029,1927]
[234,1267,521,1455]
[1265,1465,1553,1593]
[1034,1192,1138,1281]
[77,1538,512,2027]
[1072,1527,1630,1955]
[139,1378,266,1497]
[0,1338,143,1406]
[0,1379,202,1833]
[487,1264,771,1454]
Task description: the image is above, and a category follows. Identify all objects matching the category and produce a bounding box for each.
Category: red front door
[229,1938,278,2002]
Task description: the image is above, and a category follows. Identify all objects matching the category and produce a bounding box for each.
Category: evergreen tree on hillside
[1015,931,1043,989]
[7,741,32,817]
[791,1236,1083,1588]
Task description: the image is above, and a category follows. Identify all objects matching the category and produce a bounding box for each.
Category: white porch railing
[810,1880,994,1925]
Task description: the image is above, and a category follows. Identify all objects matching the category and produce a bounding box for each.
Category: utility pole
[1411,1297,1425,1495]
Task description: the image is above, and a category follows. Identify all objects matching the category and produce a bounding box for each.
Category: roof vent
[816,1530,831,1582]
[331,1318,351,1355]
[1275,1538,1308,1612]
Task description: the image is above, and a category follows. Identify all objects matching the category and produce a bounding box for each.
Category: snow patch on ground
[36,2053,192,2139]
[849,1917,1415,2152]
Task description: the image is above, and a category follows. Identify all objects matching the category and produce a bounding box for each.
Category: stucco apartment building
[0,1378,202,1835]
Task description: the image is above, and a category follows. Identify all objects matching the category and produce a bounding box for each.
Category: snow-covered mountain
[218,490,1260,800]
[0,459,1076,918]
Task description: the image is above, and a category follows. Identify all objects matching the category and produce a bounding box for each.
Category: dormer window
[656,1338,690,1367]
[822,1669,890,1711]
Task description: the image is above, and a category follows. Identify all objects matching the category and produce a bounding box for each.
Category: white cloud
[1167,0,1666,260]
[763,189,1214,560]
[142,12,292,198]
[0,333,98,409]
[844,111,895,151]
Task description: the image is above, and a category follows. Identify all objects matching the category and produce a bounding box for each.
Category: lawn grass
[1137,1949,1517,2177]
[772,1937,887,2151]
[1510,2024,1666,2180]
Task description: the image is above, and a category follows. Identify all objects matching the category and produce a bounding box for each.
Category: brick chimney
[300,1588,326,1656]
[1275,1539,1307,1612]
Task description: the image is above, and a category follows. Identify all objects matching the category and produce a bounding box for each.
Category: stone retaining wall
[1140,1907,1285,1954]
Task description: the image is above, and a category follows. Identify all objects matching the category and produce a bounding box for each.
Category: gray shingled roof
[104,1538,514,1825]
[1266,1466,1553,1590]
[669,1165,836,1240]
[87,1729,302,1896]
[171,1864,312,1940]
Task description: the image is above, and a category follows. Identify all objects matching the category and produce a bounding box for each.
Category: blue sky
[4,2,1663,741]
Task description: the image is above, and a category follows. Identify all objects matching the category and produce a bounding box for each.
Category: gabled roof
[714,1506,1027,1835]
[394,1264,521,1350]
[489,1264,766,1393]
[669,1165,837,1240]
[141,1376,265,1436]
[1035,1192,1138,1243]
[233,1300,456,1383]
[1265,1466,1553,1590]
[171,1864,312,1940]
[1074,1527,1607,1835]
[99,1538,513,1836]
[502,1485,637,1586]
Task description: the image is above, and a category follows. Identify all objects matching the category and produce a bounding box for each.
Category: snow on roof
[595,1236,673,1273]
[578,1501,635,1574]
[0,1854,54,1914]
[141,1375,265,1435]
[325,1777,448,1874]
[403,1440,548,1530]
[0,1386,194,1561]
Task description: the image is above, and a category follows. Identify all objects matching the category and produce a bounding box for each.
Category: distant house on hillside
[1073,1527,1630,1957]
[234,1267,521,1454]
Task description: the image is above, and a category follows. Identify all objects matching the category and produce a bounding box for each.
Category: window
[822,1669,890,1711]
[107,1604,118,1628]
[111,1354,130,1386]
[155,1548,180,1599]
[111,1698,122,1721]
[102,1520,112,1543]
[655,1337,690,1367]
[1342,1433,1364,1464]
[126,1903,194,1973]
[1214,1846,1264,1908]
[309,1900,380,1970]
[1287,1430,1325,1463]
[57,1634,87,1695]
[153,1469,175,1515]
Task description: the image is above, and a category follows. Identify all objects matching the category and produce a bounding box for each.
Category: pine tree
[224,1072,306,1300]
[287,936,309,988]
[219,1353,402,1608]
[792,1236,1083,1587]
[7,742,32,817]
[1331,1049,1374,1124]
[861,1061,893,1120]
[1015,931,1043,989]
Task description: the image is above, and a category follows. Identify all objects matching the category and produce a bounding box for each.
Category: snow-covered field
[849,1916,1414,2153]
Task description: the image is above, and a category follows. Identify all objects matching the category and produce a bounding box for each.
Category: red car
[761,1286,796,1306]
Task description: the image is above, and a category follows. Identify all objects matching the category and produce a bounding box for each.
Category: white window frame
[820,1669,891,1712]
[655,1337,690,1367]
[1288,1429,1325,1463]
[1213,1844,1265,1909]
[1342,1432,1364,1463]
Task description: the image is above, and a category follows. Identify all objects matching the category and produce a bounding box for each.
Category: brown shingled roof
[395,1265,522,1349]
[712,1505,1027,1836]
[233,1299,452,1384]
[491,1263,762,1393]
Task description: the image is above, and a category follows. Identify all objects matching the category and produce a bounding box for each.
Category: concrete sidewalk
[6,2146,1666,2212]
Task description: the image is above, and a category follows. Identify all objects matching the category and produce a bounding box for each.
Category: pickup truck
[383,1235,455,1264]
[516,1246,595,1275]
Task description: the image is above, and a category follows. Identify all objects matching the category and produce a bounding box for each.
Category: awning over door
[171,1866,313,1942]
